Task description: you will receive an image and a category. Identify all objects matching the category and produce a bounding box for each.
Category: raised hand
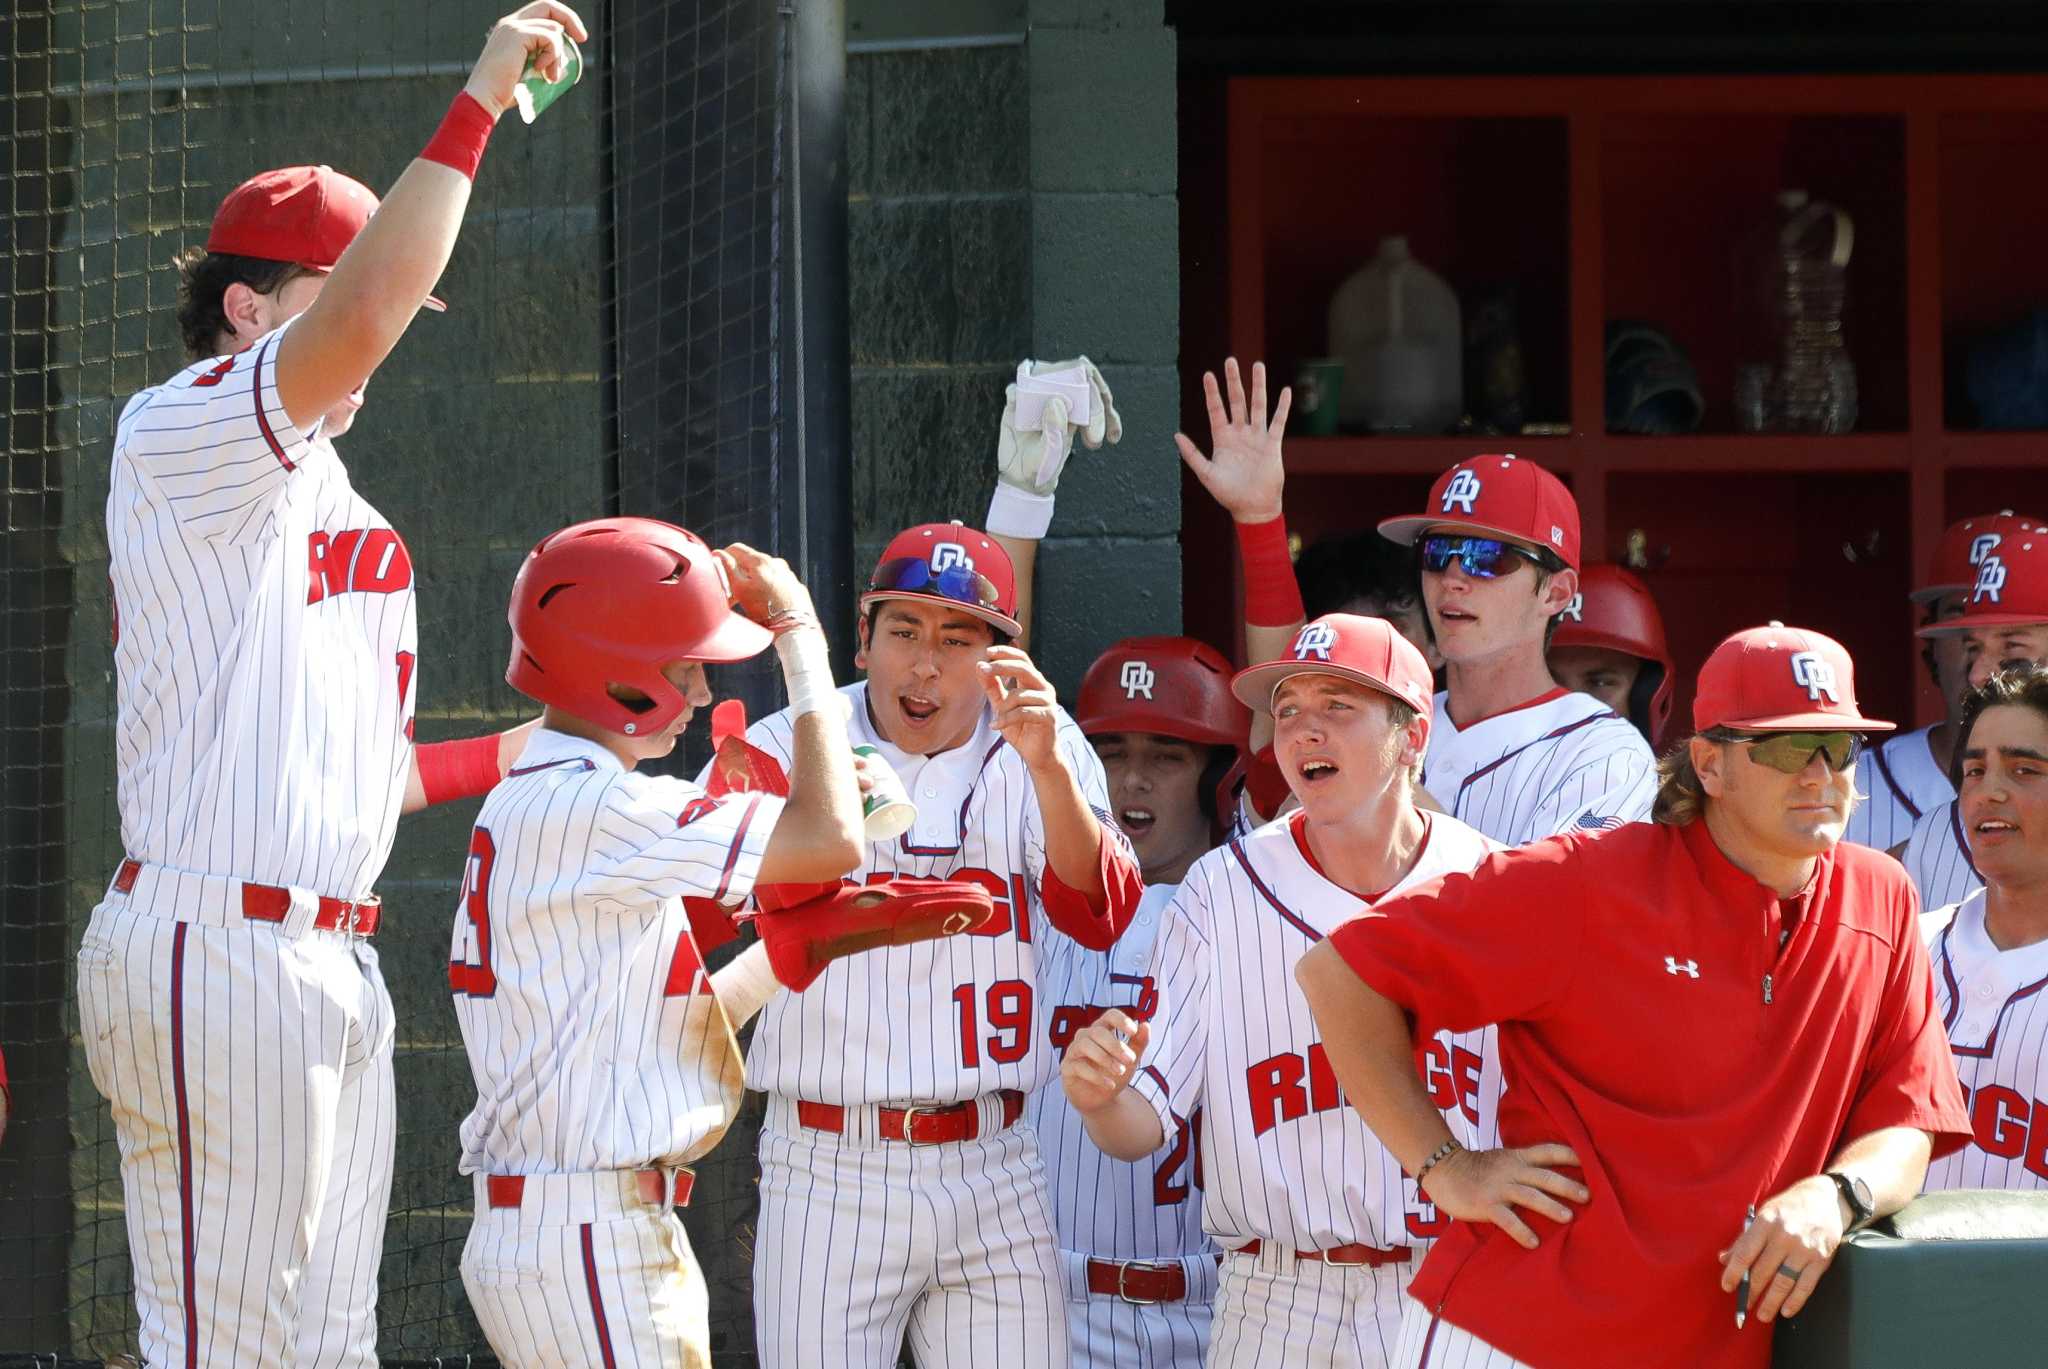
[717,542,816,627]
[977,645,1062,772]
[1174,357,1291,524]
[465,3,589,119]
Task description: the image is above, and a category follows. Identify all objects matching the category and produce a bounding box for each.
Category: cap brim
[1907,581,1968,605]
[1229,660,1422,714]
[1716,711,1896,733]
[687,612,775,663]
[1378,513,1570,566]
[859,589,1022,639]
[1917,610,2048,637]
[1079,707,1243,749]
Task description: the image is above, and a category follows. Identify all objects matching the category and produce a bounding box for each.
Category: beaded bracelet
[1413,1138,1463,1187]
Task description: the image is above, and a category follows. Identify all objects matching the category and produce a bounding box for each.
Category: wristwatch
[1827,1171,1875,1231]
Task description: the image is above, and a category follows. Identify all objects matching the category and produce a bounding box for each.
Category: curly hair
[1951,662,2048,787]
[1652,734,1711,826]
[173,248,310,359]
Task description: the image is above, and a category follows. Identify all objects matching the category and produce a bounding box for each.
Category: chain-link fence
[0,0,844,1361]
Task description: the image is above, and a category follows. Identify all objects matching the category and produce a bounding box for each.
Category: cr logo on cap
[932,541,974,572]
[1293,623,1337,661]
[1974,554,2008,604]
[1561,593,1584,622]
[1790,652,1840,704]
[1440,470,1482,516]
[1971,532,2003,566]
[1119,660,1156,700]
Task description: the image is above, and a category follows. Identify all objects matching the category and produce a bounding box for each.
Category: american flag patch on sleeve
[1574,813,1625,832]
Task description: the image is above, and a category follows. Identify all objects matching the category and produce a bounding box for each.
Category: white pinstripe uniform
[1030,882,1219,1369]
[78,318,416,1369]
[1921,891,2048,1192]
[1901,798,1984,912]
[1841,724,1953,852]
[451,728,782,1368]
[720,680,1136,1369]
[1128,810,1502,1369]
[1420,689,1655,848]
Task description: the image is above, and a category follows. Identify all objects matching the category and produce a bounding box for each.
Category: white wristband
[775,627,836,719]
[986,482,1056,539]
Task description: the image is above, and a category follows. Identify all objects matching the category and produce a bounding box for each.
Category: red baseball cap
[1378,454,1581,571]
[861,521,1021,637]
[1919,522,2048,635]
[205,165,447,312]
[1692,622,1893,733]
[1910,511,2042,605]
[1230,614,1436,726]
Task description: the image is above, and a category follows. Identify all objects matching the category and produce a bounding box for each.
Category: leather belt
[114,858,382,937]
[486,1168,694,1211]
[1235,1239,1411,1268]
[1085,1258,1194,1304]
[796,1090,1026,1146]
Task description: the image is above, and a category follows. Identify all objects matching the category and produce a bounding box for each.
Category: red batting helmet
[1552,563,1676,746]
[506,518,771,736]
[860,521,1022,637]
[1076,637,1251,750]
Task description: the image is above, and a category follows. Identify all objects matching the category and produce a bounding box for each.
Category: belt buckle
[897,1104,944,1146]
[1116,1260,1170,1306]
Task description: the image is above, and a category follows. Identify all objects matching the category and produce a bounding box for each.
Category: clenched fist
[1060,1008,1151,1116]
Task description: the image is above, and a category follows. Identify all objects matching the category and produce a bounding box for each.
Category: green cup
[1294,358,1345,436]
[514,33,583,124]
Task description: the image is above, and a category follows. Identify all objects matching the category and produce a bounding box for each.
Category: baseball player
[1921,663,2048,1193]
[1298,623,1970,1369]
[1546,563,1674,749]
[1377,455,1656,846]
[74,9,588,1366]
[717,522,1144,1369]
[1061,614,1504,1369]
[452,519,995,1367]
[1844,511,2037,852]
[1024,637,1250,1368]
[1902,525,2048,910]
[1295,532,1444,676]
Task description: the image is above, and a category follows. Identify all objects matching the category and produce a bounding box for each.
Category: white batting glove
[986,357,1123,540]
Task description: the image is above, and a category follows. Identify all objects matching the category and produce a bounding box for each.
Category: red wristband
[421,91,496,180]
[1236,515,1305,627]
[417,732,503,806]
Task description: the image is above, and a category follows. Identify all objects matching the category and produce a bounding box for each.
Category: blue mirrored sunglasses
[1418,534,1547,580]
[869,557,1002,610]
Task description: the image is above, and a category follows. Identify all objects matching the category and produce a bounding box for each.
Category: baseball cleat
[749,878,996,990]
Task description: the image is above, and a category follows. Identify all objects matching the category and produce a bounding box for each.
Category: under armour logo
[1664,957,1700,978]
[1293,623,1337,661]
[1790,651,1839,703]
[1562,593,1585,622]
[931,541,974,572]
[1440,470,1483,515]
[1550,525,1565,547]
[1970,532,2003,566]
[1974,554,2008,604]
[1119,660,1156,700]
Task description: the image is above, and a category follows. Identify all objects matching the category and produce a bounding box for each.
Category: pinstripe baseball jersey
[1421,688,1655,847]
[714,680,1138,1106]
[1131,810,1502,1254]
[108,320,417,900]
[452,728,782,1176]
[1842,725,1953,853]
[1030,882,1216,1264]
[1901,799,1984,912]
[1922,890,2048,1191]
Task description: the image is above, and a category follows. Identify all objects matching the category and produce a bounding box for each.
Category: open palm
[1174,357,1291,523]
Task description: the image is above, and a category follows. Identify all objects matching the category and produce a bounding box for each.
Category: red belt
[796,1090,1025,1146]
[486,1168,694,1210]
[114,859,382,937]
[1235,1239,1410,1268]
[1086,1258,1194,1304]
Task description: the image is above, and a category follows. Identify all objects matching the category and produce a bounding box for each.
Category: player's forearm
[399,719,541,816]
[1077,1088,1167,1162]
[1237,514,1305,755]
[988,532,1037,650]
[1825,1125,1935,1221]
[1296,942,1455,1173]
[1030,756,1110,906]
[275,155,475,427]
[758,629,863,882]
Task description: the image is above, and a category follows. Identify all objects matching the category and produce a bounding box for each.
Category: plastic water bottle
[1770,191,1857,434]
[1328,236,1463,434]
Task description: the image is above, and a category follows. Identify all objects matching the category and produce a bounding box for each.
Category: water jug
[1769,190,1857,433]
[1328,236,1463,434]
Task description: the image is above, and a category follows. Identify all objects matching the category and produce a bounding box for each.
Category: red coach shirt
[1328,817,1969,1369]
